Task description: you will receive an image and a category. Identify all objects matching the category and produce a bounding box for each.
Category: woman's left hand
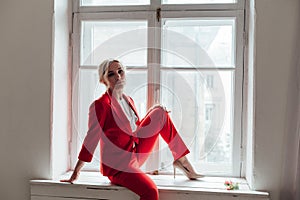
[148,104,170,113]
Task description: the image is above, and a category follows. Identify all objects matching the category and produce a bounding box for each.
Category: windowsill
[31,171,269,199]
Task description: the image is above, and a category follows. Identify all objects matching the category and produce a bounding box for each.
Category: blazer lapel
[108,91,133,134]
[122,94,140,122]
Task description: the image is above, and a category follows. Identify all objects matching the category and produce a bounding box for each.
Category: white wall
[244,0,255,188]
[0,0,300,200]
[51,0,72,179]
[252,0,300,199]
[0,0,53,200]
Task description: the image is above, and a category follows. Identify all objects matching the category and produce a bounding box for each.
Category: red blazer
[78,90,141,176]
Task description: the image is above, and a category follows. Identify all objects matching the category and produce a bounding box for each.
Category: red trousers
[108,106,190,200]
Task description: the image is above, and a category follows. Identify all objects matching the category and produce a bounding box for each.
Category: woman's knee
[148,105,170,120]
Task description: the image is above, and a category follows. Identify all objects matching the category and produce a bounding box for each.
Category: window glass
[78,69,147,170]
[160,70,234,175]
[162,18,235,68]
[81,0,150,6]
[73,5,244,176]
[81,21,147,67]
[123,70,148,118]
[77,69,104,170]
[162,0,236,4]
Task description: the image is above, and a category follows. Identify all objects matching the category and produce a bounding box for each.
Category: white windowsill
[31,171,269,199]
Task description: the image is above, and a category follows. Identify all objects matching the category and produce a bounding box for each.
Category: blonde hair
[98,59,125,86]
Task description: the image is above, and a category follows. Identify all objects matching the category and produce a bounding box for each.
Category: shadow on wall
[280,3,300,199]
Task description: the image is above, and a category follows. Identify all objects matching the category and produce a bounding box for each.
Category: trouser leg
[108,168,159,200]
[135,106,190,166]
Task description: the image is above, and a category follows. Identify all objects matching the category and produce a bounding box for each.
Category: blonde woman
[62,59,203,200]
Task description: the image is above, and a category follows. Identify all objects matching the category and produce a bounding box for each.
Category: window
[81,0,150,6]
[205,104,215,121]
[206,75,214,89]
[72,0,245,176]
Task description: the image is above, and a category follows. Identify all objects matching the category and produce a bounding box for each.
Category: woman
[61,59,203,200]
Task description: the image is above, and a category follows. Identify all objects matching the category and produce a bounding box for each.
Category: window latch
[156,8,161,22]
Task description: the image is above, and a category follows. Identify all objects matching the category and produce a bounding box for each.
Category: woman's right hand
[60,171,80,184]
[60,160,85,184]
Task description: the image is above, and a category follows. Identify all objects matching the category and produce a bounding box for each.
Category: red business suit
[78,90,189,200]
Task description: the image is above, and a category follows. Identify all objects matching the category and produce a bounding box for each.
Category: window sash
[73,0,245,13]
[72,7,244,176]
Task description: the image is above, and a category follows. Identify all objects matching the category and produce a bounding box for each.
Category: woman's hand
[60,171,80,184]
[148,104,170,113]
[60,160,85,184]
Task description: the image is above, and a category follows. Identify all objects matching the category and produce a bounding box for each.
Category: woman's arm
[60,160,85,183]
[61,101,106,183]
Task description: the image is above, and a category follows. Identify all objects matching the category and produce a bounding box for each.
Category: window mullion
[150,0,162,10]
[145,11,162,173]
[73,0,79,13]
[232,10,244,176]
[71,13,81,170]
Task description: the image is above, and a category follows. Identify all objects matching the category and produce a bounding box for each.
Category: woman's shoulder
[91,92,111,108]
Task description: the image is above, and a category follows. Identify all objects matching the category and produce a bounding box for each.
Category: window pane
[123,70,148,118]
[81,0,150,6]
[159,70,234,175]
[81,21,147,67]
[77,69,147,169]
[162,0,236,4]
[78,69,105,170]
[162,18,235,68]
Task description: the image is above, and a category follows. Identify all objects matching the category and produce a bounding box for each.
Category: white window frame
[71,0,245,177]
[71,11,156,171]
[73,0,245,13]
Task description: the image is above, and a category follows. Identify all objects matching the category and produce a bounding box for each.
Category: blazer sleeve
[78,101,106,162]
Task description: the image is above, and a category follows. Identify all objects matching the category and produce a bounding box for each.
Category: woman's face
[104,61,126,91]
